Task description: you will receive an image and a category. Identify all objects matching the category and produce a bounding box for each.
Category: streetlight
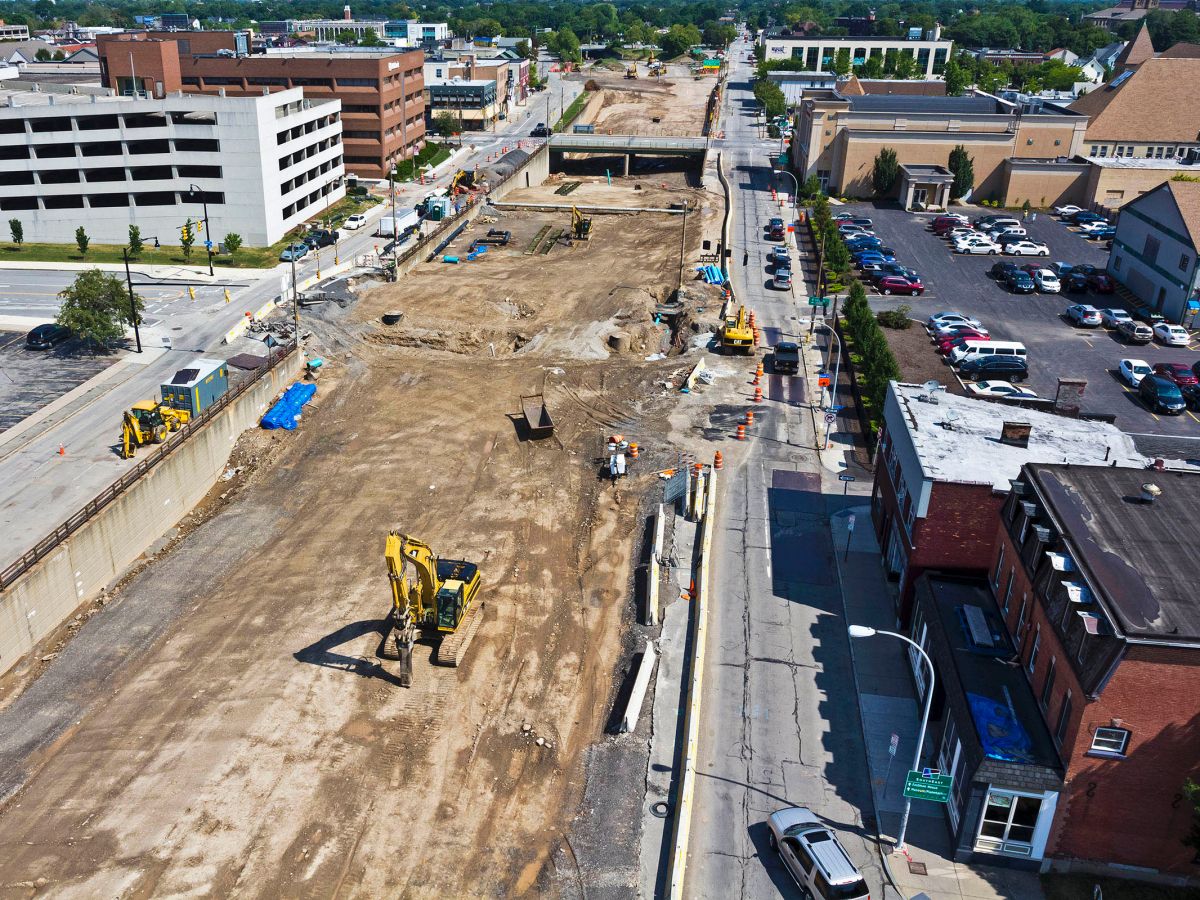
[847,625,936,854]
[819,321,841,449]
[187,184,215,277]
[777,169,799,211]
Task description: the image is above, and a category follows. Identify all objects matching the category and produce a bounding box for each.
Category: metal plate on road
[903,770,953,803]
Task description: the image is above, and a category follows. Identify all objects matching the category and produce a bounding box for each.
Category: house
[1044,48,1080,65]
[1108,180,1200,322]
[871,382,1145,625]
[986,464,1200,876]
[0,39,56,66]
[1076,40,1127,82]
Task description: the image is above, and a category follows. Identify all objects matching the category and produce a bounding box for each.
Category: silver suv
[767,807,870,900]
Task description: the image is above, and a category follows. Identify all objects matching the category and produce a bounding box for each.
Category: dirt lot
[577,70,712,137]
[0,179,723,897]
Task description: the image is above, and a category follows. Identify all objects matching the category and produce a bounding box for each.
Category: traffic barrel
[736,425,746,441]
[753,386,763,403]
[745,409,755,426]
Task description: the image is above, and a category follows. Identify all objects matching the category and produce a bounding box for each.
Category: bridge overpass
[546,133,709,175]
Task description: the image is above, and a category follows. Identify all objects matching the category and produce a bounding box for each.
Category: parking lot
[838,202,1200,437]
[0,330,116,433]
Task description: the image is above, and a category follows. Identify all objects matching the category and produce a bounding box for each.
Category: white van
[979,217,1021,233]
[950,340,1028,366]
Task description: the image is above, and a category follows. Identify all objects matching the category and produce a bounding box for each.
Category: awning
[1187,299,1199,311]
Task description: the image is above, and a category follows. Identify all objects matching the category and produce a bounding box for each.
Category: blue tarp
[967,692,1035,764]
[696,264,727,285]
[261,382,316,431]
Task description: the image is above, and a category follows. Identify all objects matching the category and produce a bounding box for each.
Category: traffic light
[181,223,191,243]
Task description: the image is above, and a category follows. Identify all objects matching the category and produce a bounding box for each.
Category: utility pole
[291,251,300,351]
[121,248,143,353]
[188,184,214,277]
[390,162,399,281]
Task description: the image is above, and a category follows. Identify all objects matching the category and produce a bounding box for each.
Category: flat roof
[1087,155,1200,169]
[1027,464,1200,644]
[888,381,1146,491]
[845,94,1006,114]
[764,31,950,42]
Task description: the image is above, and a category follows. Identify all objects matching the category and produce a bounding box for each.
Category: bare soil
[881,318,967,395]
[0,177,725,897]
[577,71,711,137]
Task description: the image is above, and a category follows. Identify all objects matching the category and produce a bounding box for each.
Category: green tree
[34,47,51,61]
[434,110,458,137]
[831,48,852,76]
[659,23,701,58]
[222,232,243,254]
[515,39,534,59]
[334,29,359,45]
[180,218,196,259]
[943,57,969,96]
[8,218,22,248]
[801,174,822,200]
[949,144,975,201]
[548,26,581,63]
[753,78,787,118]
[359,31,385,47]
[1182,780,1200,857]
[56,268,143,351]
[128,224,143,257]
[75,226,89,256]
[860,54,884,79]
[872,147,899,196]
[894,51,920,79]
[703,23,736,48]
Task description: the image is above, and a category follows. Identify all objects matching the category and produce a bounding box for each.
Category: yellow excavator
[119,400,190,459]
[571,205,592,241]
[382,531,483,686]
[625,61,639,79]
[720,305,754,354]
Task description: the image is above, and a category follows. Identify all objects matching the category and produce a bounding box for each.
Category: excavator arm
[383,531,441,686]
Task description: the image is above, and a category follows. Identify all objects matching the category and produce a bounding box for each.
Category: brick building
[987,464,1200,877]
[872,382,1145,625]
[97,32,424,179]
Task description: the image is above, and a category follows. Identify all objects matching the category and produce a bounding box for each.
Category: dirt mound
[365,325,532,355]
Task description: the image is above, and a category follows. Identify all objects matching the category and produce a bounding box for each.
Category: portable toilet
[161,358,229,417]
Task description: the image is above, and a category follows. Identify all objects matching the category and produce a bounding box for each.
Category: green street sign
[808,296,831,308]
[903,770,953,803]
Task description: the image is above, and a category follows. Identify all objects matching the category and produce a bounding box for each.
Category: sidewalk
[0,259,273,279]
[829,506,1045,900]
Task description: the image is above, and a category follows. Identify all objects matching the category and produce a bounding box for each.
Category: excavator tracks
[435,601,485,667]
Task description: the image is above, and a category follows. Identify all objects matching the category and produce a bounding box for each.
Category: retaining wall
[0,350,304,676]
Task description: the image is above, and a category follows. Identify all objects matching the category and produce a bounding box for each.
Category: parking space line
[1189,411,1200,424]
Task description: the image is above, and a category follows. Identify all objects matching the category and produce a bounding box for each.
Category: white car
[1033,269,1060,293]
[967,380,1038,398]
[927,312,983,331]
[955,237,1001,255]
[1154,322,1191,346]
[1077,220,1111,234]
[343,213,368,230]
[1005,240,1050,257]
[989,225,1027,240]
[1099,308,1132,328]
[1053,204,1084,217]
[1118,358,1153,387]
[944,226,975,241]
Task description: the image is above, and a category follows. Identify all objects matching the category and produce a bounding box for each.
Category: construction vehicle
[381,531,483,686]
[625,61,638,78]
[119,400,190,459]
[571,206,592,241]
[720,305,755,354]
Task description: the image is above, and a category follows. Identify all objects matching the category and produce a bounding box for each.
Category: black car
[989,261,1018,280]
[302,228,339,249]
[1005,270,1036,293]
[1139,374,1186,414]
[872,263,917,282]
[1070,211,1105,225]
[1063,271,1090,292]
[772,341,801,374]
[531,122,550,137]
[958,355,1029,382]
[25,322,71,350]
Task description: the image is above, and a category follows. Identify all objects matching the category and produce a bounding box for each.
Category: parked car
[531,122,550,137]
[873,263,917,281]
[989,261,1019,280]
[1087,272,1116,294]
[843,216,873,228]
[1119,358,1154,387]
[852,247,896,261]
[928,312,983,331]
[1117,319,1154,344]
[343,213,368,230]
[1066,304,1103,327]
[280,242,309,261]
[1063,271,1090,292]
[838,223,871,237]
[958,355,1029,382]
[1005,240,1051,257]
[773,266,793,290]
[1134,307,1166,326]
[967,380,1038,398]
[1077,220,1111,235]
[937,330,989,354]
[955,237,1001,255]
[876,275,924,296]
[25,322,71,350]
[932,214,968,234]
[1089,225,1117,240]
[302,228,339,249]
[1033,269,1060,293]
[1139,374,1187,414]
[769,246,790,265]
[943,226,976,241]
[1053,204,1084,217]
[934,323,991,341]
[833,212,857,221]
[1099,308,1132,328]
[1069,210,1106,225]
[1152,362,1198,387]
[767,217,785,240]
[1006,270,1036,293]
[1154,322,1191,346]
[990,226,1027,242]
[766,807,871,900]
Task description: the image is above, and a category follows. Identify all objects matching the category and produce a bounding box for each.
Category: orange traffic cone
[714,450,724,468]
[58,444,66,456]
[629,442,639,459]
[736,424,746,440]
[753,386,763,403]
[752,371,760,386]
[745,409,755,426]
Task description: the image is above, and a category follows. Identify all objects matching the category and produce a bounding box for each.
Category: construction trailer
[160,358,229,417]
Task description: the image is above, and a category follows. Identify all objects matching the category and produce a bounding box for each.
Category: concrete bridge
[547,133,709,175]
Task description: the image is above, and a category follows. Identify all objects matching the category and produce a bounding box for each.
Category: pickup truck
[773,341,801,375]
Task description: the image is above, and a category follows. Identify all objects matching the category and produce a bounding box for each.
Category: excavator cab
[434,559,479,631]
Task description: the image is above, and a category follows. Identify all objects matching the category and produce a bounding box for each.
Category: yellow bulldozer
[571,205,592,241]
[119,400,190,459]
[720,305,755,354]
[382,531,483,687]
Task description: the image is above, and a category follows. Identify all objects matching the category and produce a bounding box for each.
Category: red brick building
[871,382,1145,626]
[97,32,425,179]
[988,463,1200,877]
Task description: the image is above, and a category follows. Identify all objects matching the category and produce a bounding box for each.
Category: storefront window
[976,790,1042,856]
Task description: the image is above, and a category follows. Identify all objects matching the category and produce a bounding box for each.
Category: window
[1090,726,1130,755]
[1115,146,1125,158]
[336,77,379,87]
[1003,570,1015,615]
[993,545,1006,588]
[1040,656,1055,710]
[1054,690,1073,746]
[1143,234,1160,264]
[1181,254,1191,272]
[1126,145,1134,155]
[1089,145,1098,157]
[1027,624,1040,674]
[1098,146,1108,157]
[1016,593,1029,639]
[173,138,220,153]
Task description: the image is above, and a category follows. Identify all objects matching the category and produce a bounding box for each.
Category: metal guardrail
[0,342,298,592]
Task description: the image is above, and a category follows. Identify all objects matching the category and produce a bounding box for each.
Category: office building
[760,27,953,77]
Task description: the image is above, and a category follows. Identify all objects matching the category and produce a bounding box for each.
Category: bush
[877,306,913,329]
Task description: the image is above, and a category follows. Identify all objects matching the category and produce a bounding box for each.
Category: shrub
[877,307,913,329]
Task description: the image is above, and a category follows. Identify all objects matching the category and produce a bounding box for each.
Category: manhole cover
[649,801,670,818]
[907,860,928,876]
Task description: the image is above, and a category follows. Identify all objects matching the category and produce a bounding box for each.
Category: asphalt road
[684,40,885,900]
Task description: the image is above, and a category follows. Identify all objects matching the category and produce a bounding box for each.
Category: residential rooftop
[888,381,1147,491]
[1025,463,1200,644]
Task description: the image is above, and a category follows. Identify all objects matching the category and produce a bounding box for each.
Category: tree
[800,174,823,201]
[1182,779,1200,858]
[703,23,736,48]
[831,48,852,76]
[547,26,581,63]
[949,145,975,201]
[180,219,196,259]
[434,110,458,137]
[860,54,884,79]
[893,51,920,79]
[128,224,143,257]
[943,57,969,96]
[359,31,385,47]
[75,226,89,256]
[659,23,701,59]
[872,147,899,196]
[9,218,22,248]
[753,78,787,119]
[222,232,243,254]
[34,48,51,61]
[515,39,534,60]
[56,268,143,351]
[334,29,360,45]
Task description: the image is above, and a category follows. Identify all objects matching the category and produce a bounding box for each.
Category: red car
[877,275,924,296]
[1088,272,1116,294]
[937,330,988,353]
[1152,362,1199,387]
[931,215,969,235]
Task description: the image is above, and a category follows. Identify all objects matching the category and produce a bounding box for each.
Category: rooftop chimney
[1141,483,1162,504]
[1000,421,1031,449]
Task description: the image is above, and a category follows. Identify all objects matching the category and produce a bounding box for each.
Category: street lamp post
[390,162,399,281]
[847,625,936,854]
[820,322,841,445]
[777,169,799,211]
[187,184,215,277]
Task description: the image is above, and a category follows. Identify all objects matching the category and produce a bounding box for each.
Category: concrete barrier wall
[0,351,304,676]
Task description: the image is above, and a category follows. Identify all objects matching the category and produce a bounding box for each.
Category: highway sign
[808,296,831,308]
[903,770,953,803]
